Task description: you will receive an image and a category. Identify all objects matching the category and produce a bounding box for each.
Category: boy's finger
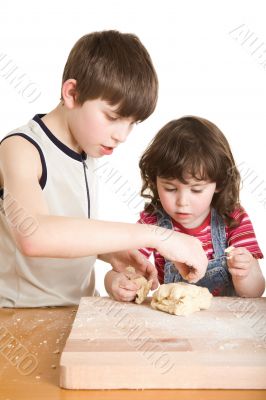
[184,264,206,283]
[150,277,159,290]
[174,262,190,280]
[185,270,201,284]
[145,263,159,289]
[135,252,156,275]
[132,251,159,289]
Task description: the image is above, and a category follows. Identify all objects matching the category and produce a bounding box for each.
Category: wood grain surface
[1,303,265,399]
[60,296,266,390]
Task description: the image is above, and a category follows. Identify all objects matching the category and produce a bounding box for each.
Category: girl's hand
[106,271,140,302]
[155,229,208,283]
[227,247,254,278]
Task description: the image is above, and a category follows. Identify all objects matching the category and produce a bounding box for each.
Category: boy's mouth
[100,145,114,155]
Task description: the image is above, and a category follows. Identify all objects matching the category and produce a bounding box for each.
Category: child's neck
[41,103,82,153]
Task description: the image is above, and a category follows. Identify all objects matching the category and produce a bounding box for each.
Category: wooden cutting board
[60,296,266,389]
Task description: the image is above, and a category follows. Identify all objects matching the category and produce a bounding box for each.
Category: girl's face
[156,176,217,229]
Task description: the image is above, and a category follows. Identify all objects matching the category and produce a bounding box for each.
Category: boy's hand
[98,250,159,289]
[227,247,254,279]
[155,230,208,283]
[172,261,201,284]
[107,271,140,302]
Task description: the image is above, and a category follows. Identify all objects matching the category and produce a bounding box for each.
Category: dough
[125,267,152,304]
[151,282,212,316]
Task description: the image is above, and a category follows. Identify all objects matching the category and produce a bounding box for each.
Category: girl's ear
[61,79,78,109]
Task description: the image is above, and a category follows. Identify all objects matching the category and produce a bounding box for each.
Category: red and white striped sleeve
[226,208,264,259]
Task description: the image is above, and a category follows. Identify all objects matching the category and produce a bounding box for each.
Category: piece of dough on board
[125,266,152,304]
[151,282,212,316]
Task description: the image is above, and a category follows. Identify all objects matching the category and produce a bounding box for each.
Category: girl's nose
[176,192,189,206]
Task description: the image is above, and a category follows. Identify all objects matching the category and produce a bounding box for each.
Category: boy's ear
[61,79,78,108]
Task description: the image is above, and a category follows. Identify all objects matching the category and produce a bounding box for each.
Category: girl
[105,116,265,300]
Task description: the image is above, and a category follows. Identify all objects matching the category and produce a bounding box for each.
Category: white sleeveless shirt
[0,114,98,307]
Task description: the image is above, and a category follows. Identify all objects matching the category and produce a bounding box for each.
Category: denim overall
[157,207,236,296]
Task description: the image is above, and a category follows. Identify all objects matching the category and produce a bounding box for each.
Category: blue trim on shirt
[33,114,87,162]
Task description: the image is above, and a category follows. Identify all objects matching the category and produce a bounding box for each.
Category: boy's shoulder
[1,116,37,144]
[0,116,44,186]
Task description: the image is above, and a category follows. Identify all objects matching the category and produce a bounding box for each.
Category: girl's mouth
[175,212,191,218]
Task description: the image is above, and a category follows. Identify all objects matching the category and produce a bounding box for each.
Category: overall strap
[210,208,227,257]
[155,207,181,284]
[154,206,173,230]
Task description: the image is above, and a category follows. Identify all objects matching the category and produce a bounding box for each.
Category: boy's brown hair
[139,116,242,227]
[62,30,158,122]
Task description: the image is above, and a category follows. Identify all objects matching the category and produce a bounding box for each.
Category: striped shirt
[138,208,263,284]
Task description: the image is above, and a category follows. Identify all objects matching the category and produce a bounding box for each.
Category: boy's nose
[111,122,132,143]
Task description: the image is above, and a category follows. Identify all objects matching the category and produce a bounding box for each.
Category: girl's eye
[165,188,176,192]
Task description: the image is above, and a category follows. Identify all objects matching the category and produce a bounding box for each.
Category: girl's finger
[118,289,137,302]
[229,248,248,257]
[228,268,248,277]
[228,260,248,269]
[227,252,250,265]
[119,281,139,291]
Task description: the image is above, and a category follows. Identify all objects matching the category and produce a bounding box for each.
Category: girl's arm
[227,248,265,297]
[104,270,139,302]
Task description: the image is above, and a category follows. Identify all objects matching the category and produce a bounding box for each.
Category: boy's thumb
[173,262,190,280]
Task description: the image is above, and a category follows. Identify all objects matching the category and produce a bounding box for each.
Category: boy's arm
[0,137,208,282]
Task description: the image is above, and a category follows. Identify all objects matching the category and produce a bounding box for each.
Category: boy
[0,30,207,307]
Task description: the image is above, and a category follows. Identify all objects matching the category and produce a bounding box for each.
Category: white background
[0,0,265,295]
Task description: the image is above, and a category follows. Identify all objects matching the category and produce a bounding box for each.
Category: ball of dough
[151,282,212,316]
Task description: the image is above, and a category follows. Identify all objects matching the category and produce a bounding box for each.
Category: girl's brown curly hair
[139,116,242,228]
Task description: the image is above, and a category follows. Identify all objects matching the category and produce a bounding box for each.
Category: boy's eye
[191,189,203,193]
[106,114,119,121]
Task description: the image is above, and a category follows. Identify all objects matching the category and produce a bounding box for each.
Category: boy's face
[67,99,135,157]
[156,177,217,229]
